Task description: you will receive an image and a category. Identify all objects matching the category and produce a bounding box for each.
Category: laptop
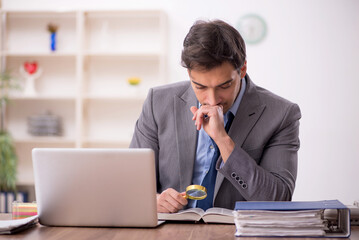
[32,148,160,227]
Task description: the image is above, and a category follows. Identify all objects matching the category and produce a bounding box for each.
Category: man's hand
[190,105,227,142]
[157,188,188,213]
[190,105,235,162]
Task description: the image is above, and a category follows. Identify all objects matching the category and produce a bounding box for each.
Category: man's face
[189,61,247,114]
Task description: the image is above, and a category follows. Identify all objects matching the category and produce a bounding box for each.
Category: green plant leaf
[0,131,18,191]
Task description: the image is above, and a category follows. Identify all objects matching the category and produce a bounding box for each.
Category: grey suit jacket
[130,74,301,209]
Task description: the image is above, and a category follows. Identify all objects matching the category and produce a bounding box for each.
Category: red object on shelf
[24,62,38,75]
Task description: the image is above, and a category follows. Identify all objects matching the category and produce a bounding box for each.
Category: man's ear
[240,61,247,79]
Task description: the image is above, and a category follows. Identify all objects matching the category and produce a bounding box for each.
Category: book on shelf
[158,207,234,224]
[234,199,350,238]
[0,192,28,213]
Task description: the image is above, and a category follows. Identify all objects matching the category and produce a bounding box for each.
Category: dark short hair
[181,20,246,72]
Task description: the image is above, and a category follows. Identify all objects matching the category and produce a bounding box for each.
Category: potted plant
[0,71,19,192]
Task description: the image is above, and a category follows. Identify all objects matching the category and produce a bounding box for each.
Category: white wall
[3,0,359,204]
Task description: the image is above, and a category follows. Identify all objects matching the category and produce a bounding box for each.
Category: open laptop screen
[32,148,158,227]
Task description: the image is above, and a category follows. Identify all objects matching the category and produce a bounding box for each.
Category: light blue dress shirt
[187,78,247,208]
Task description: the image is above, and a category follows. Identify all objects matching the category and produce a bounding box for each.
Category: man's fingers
[157,192,178,213]
[174,191,188,205]
[196,113,204,130]
[190,106,198,120]
[159,201,178,213]
[190,106,198,114]
[165,197,185,212]
[167,189,188,206]
[157,188,188,213]
[191,105,224,131]
[190,106,198,116]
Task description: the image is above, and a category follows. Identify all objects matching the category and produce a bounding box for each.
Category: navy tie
[197,112,234,210]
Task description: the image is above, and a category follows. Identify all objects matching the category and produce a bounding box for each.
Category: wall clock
[237,14,267,44]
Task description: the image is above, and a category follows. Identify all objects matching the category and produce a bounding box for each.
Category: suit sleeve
[217,103,301,201]
[129,88,160,190]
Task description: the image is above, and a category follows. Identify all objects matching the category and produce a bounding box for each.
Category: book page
[235,227,325,237]
[204,207,233,216]
[202,208,234,224]
[158,208,205,221]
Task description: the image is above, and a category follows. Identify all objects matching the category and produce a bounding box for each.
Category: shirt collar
[227,77,246,117]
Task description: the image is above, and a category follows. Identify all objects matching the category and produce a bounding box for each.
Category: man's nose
[207,89,220,106]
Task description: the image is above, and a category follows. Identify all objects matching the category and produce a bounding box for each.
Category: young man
[130,20,301,213]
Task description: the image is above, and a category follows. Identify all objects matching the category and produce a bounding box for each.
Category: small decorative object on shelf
[47,23,58,52]
[128,77,141,86]
[19,61,42,96]
[127,77,141,96]
[27,111,62,136]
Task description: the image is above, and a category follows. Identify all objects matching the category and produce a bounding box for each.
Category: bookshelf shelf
[84,95,146,101]
[82,138,132,148]
[2,51,77,57]
[84,51,162,58]
[14,136,76,144]
[9,96,76,101]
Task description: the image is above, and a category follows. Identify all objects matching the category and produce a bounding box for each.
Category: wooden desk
[1,215,358,240]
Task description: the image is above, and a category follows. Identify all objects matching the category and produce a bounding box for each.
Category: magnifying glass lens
[185,185,207,200]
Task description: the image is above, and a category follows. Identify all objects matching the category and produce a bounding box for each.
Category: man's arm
[219,103,301,201]
[130,88,159,151]
[191,102,300,201]
[130,88,188,213]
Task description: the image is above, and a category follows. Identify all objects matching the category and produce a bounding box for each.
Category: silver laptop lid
[32,148,158,227]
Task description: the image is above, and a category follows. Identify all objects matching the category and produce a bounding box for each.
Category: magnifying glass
[185,185,207,200]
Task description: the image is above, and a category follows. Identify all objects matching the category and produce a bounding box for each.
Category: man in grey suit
[130,20,301,213]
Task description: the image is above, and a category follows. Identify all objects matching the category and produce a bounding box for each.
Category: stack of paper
[233,209,325,237]
[0,215,38,234]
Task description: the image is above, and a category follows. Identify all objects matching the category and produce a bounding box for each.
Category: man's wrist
[216,135,235,163]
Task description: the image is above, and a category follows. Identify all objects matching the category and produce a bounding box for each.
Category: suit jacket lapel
[214,76,266,199]
[174,83,198,191]
[229,77,266,146]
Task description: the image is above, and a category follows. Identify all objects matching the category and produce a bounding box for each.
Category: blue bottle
[50,32,56,51]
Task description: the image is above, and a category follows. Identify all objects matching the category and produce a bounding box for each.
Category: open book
[158,207,234,224]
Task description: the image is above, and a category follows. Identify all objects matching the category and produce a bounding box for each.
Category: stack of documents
[233,200,350,238]
[233,209,325,237]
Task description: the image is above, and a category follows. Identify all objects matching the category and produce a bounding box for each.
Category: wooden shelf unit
[0,9,167,186]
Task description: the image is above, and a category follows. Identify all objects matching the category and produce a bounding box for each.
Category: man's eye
[220,84,231,89]
[196,86,206,90]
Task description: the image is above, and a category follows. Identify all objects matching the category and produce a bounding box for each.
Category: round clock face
[236,14,267,44]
